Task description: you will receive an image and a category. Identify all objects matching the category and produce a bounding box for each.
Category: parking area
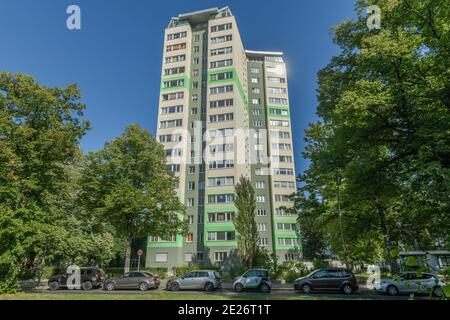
[23,280,433,300]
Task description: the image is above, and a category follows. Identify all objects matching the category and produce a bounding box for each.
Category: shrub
[172,265,220,277]
[273,261,310,282]
[145,268,168,279]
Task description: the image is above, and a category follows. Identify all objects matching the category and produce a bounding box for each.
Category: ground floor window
[196,252,204,261]
[184,253,193,262]
[155,252,168,263]
[214,251,228,262]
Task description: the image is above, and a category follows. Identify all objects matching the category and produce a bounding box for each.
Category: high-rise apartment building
[147,7,299,269]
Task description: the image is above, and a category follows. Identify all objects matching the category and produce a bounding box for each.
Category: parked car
[233,269,271,293]
[294,268,358,295]
[374,272,445,297]
[104,271,161,291]
[166,270,222,291]
[48,267,105,291]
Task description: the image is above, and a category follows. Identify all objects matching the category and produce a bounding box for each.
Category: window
[276,208,295,216]
[209,128,234,138]
[268,87,287,94]
[208,194,234,204]
[278,238,298,246]
[277,223,297,231]
[269,97,289,105]
[184,253,193,262]
[211,23,232,32]
[165,54,186,64]
[274,181,295,189]
[187,198,194,207]
[196,252,204,261]
[188,181,195,190]
[253,109,261,116]
[253,120,263,127]
[186,233,194,243]
[252,88,261,94]
[266,56,284,62]
[211,34,232,44]
[258,238,268,246]
[162,92,184,102]
[255,168,264,176]
[214,251,228,262]
[193,69,199,77]
[252,98,260,105]
[210,99,234,108]
[210,46,233,56]
[165,148,182,157]
[187,215,194,224]
[209,160,235,169]
[272,143,292,150]
[272,155,293,163]
[256,195,266,203]
[270,108,289,116]
[208,212,234,223]
[250,67,260,74]
[209,113,234,123]
[209,85,233,94]
[166,43,186,52]
[285,253,297,261]
[208,232,235,241]
[166,164,180,172]
[160,105,183,114]
[160,119,182,128]
[210,71,233,81]
[256,209,267,216]
[257,223,267,231]
[251,78,259,84]
[167,31,187,40]
[271,131,290,139]
[255,181,265,189]
[159,134,182,143]
[273,168,294,176]
[151,235,176,242]
[267,77,286,84]
[209,143,233,154]
[164,66,185,76]
[193,46,200,53]
[210,59,233,68]
[208,176,234,187]
[155,252,168,262]
[270,120,290,127]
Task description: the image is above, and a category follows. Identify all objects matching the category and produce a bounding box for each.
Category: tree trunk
[124,235,132,273]
[376,204,397,274]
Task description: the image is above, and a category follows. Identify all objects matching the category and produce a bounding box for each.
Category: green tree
[0,72,91,292]
[79,124,187,272]
[300,0,450,270]
[233,176,260,268]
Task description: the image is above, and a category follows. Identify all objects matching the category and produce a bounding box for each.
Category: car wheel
[81,281,93,291]
[301,283,312,294]
[432,286,443,298]
[170,282,180,292]
[387,285,398,296]
[139,282,149,291]
[204,282,214,292]
[49,281,60,291]
[105,282,115,291]
[342,284,353,295]
[234,283,244,293]
[261,283,270,293]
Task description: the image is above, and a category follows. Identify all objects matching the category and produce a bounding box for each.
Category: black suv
[294,268,358,295]
[48,267,105,291]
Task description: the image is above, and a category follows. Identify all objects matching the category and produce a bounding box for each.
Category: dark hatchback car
[104,271,161,291]
[294,268,358,295]
[48,267,105,291]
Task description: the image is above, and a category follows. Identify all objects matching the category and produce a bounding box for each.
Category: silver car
[375,272,445,297]
[233,269,271,293]
[166,270,222,291]
[104,271,161,291]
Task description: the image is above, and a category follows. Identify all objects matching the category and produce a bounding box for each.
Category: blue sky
[0,0,357,174]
